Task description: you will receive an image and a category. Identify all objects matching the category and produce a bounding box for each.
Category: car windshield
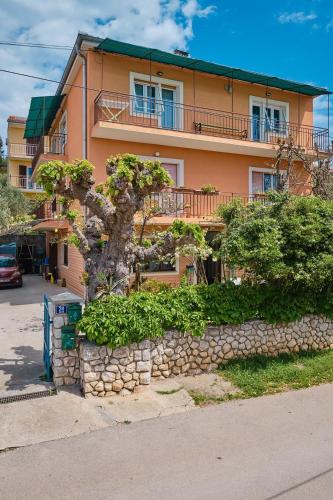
[0,257,16,267]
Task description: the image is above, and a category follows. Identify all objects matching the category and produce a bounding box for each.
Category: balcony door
[131,72,183,131]
[161,88,175,129]
[250,97,288,142]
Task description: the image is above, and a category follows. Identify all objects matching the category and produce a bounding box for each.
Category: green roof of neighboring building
[24,95,64,139]
[97,38,330,97]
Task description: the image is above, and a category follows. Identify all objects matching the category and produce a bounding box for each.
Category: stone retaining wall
[52,315,80,387]
[79,315,333,397]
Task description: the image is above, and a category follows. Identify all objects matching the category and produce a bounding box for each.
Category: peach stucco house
[25,33,330,296]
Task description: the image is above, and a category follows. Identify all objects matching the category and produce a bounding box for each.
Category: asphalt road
[1,383,333,500]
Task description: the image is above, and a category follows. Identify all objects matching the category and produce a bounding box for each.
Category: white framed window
[249,166,286,194]
[130,72,183,130]
[140,156,184,187]
[249,96,289,141]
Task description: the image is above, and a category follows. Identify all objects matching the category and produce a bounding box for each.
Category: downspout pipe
[75,42,88,303]
[75,42,87,159]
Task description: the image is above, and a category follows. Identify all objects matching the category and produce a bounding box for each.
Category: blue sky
[0,0,332,141]
[189,0,332,92]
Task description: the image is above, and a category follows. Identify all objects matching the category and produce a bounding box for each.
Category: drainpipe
[75,42,87,159]
[75,41,88,303]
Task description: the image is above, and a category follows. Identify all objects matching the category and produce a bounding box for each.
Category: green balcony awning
[97,38,330,97]
[24,95,64,139]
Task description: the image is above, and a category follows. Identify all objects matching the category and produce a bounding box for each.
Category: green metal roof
[98,38,330,97]
[24,95,64,138]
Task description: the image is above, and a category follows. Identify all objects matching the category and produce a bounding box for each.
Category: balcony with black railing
[31,133,67,170]
[144,188,268,220]
[94,91,329,154]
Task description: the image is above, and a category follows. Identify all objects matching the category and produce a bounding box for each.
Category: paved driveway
[0,275,67,397]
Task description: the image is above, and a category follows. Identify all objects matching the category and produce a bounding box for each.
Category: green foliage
[37,159,94,195]
[106,154,172,197]
[68,159,94,183]
[78,281,333,347]
[140,279,172,293]
[67,234,80,248]
[79,284,207,347]
[0,174,33,231]
[36,160,67,195]
[216,194,333,290]
[66,210,79,222]
[169,219,206,246]
[201,183,217,194]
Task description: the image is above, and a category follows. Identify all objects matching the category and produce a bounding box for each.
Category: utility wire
[0,66,331,139]
[0,67,100,92]
[0,40,72,50]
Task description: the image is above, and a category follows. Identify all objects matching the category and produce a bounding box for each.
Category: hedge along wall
[79,315,333,398]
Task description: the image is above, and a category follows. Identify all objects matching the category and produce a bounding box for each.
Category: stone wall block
[136,361,150,372]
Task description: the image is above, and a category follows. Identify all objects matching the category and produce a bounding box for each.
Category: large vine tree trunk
[37,155,205,302]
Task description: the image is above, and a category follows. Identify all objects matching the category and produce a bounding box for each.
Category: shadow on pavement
[0,345,45,392]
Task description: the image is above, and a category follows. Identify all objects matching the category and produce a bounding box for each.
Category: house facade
[7,116,42,196]
[25,34,330,296]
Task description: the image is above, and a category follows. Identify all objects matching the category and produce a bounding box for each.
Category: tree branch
[134,232,196,262]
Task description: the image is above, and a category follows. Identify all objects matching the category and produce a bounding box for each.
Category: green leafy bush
[78,282,333,348]
[216,194,333,290]
[78,286,207,347]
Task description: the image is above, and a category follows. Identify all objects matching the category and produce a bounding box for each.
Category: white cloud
[0,0,215,143]
[313,95,332,133]
[278,11,317,24]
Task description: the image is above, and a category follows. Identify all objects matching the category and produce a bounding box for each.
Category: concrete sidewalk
[1,383,333,500]
[0,380,195,450]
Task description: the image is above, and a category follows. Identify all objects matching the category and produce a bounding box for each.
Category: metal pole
[328,93,330,148]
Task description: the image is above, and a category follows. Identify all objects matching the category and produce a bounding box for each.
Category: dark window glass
[141,260,176,273]
[0,257,16,268]
[63,243,68,266]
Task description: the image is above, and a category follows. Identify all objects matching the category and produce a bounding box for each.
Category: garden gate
[43,294,53,382]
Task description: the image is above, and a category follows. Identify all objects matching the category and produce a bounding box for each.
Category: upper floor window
[134,82,158,114]
[130,72,183,130]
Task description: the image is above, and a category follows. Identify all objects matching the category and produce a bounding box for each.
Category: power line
[0,40,72,50]
[0,67,100,93]
[0,66,331,137]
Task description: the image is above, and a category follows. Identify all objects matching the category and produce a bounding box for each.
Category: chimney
[174,49,189,57]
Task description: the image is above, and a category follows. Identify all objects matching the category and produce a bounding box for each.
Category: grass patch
[218,350,333,399]
[189,391,224,406]
[156,386,183,396]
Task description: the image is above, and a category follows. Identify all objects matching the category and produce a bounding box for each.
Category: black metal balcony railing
[32,133,67,170]
[95,91,329,153]
[35,190,266,222]
[146,188,268,218]
[8,143,38,158]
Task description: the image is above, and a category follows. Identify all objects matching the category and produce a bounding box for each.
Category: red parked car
[0,255,23,288]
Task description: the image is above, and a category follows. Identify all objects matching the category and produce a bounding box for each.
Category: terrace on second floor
[93,90,329,157]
